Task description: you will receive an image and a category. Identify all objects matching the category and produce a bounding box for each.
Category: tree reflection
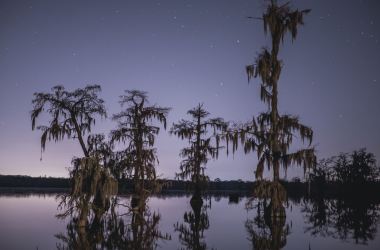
[303,197,380,244]
[128,199,171,249]
[246,200,290,250]
[174,197,211,250]
[56,197,171,250]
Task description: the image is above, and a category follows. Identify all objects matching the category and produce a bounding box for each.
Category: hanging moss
[57,157,118,221]
[111,90,170,199]
[170,103,228,196]
[237,0,317,220]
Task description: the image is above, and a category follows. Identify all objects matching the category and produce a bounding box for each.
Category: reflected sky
[1,193,380,249]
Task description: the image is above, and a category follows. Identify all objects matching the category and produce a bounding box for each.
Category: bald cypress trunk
[195,114,202,197]
[71,113,89,158]
[269,14,285,220]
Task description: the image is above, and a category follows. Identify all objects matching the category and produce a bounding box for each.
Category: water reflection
[2,191,380,249]
[302,197,380,244]
[245,200,290,250]
[55,197,171,249]
[174,197,212,250]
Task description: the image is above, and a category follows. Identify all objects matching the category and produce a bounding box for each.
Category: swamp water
[0,192,379,249]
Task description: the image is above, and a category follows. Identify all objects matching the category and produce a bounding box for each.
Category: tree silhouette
[311,149,379,184]
[57,135,118,226]
[242,0,316,219]
[31,85,117,226]
[170,104,227,199]
[334,149,379,184]
[31,85,106,158]
[111,90,170,207]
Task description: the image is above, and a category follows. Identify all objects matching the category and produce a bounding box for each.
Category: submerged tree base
[190,194,203,210]
[252,180,287,224]
[131,194,145,211]
[57,157,118,227]
[264,202,286,226]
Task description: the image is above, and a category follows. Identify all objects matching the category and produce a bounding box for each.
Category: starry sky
[0,0,379,180]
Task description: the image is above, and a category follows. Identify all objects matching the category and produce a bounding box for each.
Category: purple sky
[0,0,379,180]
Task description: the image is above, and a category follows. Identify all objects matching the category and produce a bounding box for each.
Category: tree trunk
[195,113,201,196]
[78,200,89,227]
[265,181,286,222]
[70,114,89,157]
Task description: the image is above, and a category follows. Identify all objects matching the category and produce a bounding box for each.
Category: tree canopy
[170,104,227,195]
[31,85,106,158]
[234,0,316,221]
[312,149,379,184]
[111,90,170,197]
[243,0,316,182]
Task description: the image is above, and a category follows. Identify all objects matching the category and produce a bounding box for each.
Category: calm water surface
[0,193,379,249]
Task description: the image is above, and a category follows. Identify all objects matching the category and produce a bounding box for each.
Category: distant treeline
[1,175,379,199]
[0,175,253,191]
[0,175,69,188]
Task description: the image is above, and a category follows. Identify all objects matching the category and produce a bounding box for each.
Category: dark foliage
[0,175,69,188]
[312,148,380,185]
[170,104,227,196]
[241,0,315,221]
[31,85,106,158]
[111,90,170,200]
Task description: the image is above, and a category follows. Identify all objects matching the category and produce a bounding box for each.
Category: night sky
[0,0,379,180]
